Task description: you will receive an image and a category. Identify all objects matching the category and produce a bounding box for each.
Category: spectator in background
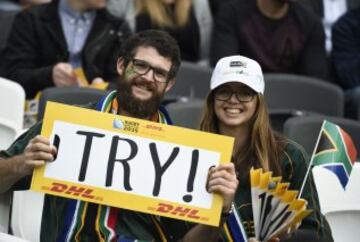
[0,0,21,11]
[22,0,51,6]
[300,0,360,53]
[210,0,328,80]
[0,0,130,99]
[208,0,231,17]
[0,0,50,52]
[300,0,360,84]
[107,0,212,64]
[331,6,360,89]
[0,0,50,11]
[332,6,360,119]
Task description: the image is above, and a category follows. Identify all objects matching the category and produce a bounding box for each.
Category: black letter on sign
[77,131,105,182]
[52,134,60,161]
[106,136,138,190]
[150,143,179,197]
[183,149,199,203]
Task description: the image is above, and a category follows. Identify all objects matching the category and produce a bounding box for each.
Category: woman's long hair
[135,0,192,28]
[200,92,285,184]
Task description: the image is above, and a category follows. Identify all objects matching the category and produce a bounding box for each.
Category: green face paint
[125,66,137,78]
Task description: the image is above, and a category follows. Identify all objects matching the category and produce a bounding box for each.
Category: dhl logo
[155,203,201,219]
[48,182,96,200]
[145,124,163,132]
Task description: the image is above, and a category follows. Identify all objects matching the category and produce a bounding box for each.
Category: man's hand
[0,135,57,193]
[16,135,57,176]
[207,163,238,212]
[52,63,78,87]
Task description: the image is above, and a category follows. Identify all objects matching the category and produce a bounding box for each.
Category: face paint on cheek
[125,66,137,78]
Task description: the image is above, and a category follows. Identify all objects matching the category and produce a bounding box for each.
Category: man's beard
[116,74,165,119]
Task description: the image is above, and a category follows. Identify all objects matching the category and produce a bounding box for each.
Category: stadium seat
[325,209,360,242]
[344,87,360,120]
[166,61,212,101]
[166,98,204,129]
[37,87,110,120]
[0,231,29,242]
[0,77,25,148]
[283,115,360,156]
[264,73,344,132]
[0,77,25,233]
[10,191,44,242]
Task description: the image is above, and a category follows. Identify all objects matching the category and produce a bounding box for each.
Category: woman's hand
[207,163,238,212]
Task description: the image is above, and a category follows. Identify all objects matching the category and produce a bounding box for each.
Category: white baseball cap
[210,55,265,94]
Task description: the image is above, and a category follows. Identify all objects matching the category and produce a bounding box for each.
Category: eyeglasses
[214,86,256,102]
[130,59,171,83]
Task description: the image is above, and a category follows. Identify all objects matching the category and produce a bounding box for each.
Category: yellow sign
[31,102,234,226]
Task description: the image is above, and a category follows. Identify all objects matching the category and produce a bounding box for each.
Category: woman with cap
[193,55,333,241]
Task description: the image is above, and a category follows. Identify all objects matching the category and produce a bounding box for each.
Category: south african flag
[311,120,357,189]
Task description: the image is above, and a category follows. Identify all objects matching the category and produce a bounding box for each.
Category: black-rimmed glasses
[214,86,256,102]
[130,59,171,83]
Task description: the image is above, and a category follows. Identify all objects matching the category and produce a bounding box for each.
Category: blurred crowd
[0,0,360,118]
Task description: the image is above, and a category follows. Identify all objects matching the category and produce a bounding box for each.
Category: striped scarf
[58,90,171,242]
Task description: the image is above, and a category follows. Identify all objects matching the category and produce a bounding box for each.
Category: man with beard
[0,30,238,241]
[210,0,328,80]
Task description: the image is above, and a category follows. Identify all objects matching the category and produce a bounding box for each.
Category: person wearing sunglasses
[194,55,333,242]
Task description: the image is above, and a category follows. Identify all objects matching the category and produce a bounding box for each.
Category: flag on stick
[311,120,357,189]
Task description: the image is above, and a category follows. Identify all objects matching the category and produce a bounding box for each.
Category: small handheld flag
[303,120,358,191]
[222,203,248,242]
